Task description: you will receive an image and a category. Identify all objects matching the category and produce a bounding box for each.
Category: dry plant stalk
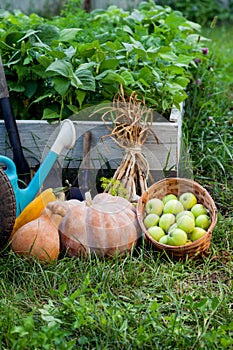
[98,85,159,202]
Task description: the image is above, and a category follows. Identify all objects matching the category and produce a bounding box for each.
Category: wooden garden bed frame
[0,105,183,188]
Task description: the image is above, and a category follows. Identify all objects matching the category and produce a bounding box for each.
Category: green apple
[168,223,178,234]
[167,228,187,246]
[159,235,168,244]
[148,226,165,241]
[159,213,175,232]
[176,210,195,222]
[191,203,208,217]
[162,193,177,205]
[144,213,160,229]
[195,214,211,230]
[177,215,195,234]
[190,227,207,241]
[163,199,184,215]
[179,192,197,210]
[146,198,164,216]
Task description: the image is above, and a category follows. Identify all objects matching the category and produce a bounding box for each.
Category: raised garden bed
[0,105,182,195]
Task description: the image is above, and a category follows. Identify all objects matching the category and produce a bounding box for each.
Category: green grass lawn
[0,24,232,350]
[203,25,233,84]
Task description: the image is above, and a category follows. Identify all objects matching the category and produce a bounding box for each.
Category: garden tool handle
[0,56,31,185]
[0,57,9,99]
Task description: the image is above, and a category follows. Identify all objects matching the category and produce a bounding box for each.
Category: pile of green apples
[144,192,211,246]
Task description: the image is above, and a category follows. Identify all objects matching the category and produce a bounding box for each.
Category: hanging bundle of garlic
[99,85,159,202]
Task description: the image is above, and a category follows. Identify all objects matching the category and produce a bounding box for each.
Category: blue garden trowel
[0,119,76,217]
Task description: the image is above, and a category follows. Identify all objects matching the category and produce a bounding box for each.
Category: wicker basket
[137,178,218,260]
[0,167,16,248]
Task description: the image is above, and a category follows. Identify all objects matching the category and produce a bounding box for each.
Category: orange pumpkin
[11,201,68,263]
[59,193,142,257]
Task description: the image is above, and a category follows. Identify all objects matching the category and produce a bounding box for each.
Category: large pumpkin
[59,193,142,257]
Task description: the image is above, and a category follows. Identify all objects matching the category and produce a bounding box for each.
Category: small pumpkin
[59,192,142,257]
[11,200,68,263]
[10,187,65,238]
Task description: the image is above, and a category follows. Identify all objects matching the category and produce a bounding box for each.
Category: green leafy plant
[100,176,129,199]
[0,1,208,121]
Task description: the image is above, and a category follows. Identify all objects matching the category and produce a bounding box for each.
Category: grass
[182,24,233,215]
[0,24,233,349]
[0,229,232,349]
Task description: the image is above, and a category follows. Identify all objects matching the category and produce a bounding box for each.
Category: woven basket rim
[0,167,16,246]
[137,177,218,255]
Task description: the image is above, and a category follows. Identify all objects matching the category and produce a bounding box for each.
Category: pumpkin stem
[85,191,92,206]
[53,184,70,195]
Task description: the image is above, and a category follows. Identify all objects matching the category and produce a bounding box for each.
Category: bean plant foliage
[0,1,209,121]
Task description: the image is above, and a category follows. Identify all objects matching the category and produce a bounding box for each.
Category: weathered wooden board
[0,102,183,191]
[0,118,180,172]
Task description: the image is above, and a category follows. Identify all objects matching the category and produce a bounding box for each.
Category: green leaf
[36,55,53,68]
[15,64,29,81]
[139,66,161,83]
[8,81,25,92]
[122,42,134,52]
[76,90,86,109]
[75,68,96,91]
[31,64,50,78]
[138,78,150,88]
[120,70,135,86]
[77,62,96,70]
[186,34,202,44]
[173,91,187,104]
[123,25,133,35]
[164,64,184,74]
[211,297,220,310]
[50,50,67,59]
[78,40,100,58]
[67,105,79,115]
[176,54,195,67]
[36,24,60,44]
[101,40,119,53]
[165,13,186,29]
[193,298,208,309]
[100,59,119,71]
[150,300,159,311]
[58,283,67,294]
[162,99,169,111]
[158,47,177,61]
[24,80,38,98]
[53,76,70,96]
[174,76,190,87]
[165,82,183,93]
[46,60,72,78]
[186,20,202,32]
[59,28,82,42]
[70,72,82,89]
[97,71,125,85]
[42,108,60,120]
